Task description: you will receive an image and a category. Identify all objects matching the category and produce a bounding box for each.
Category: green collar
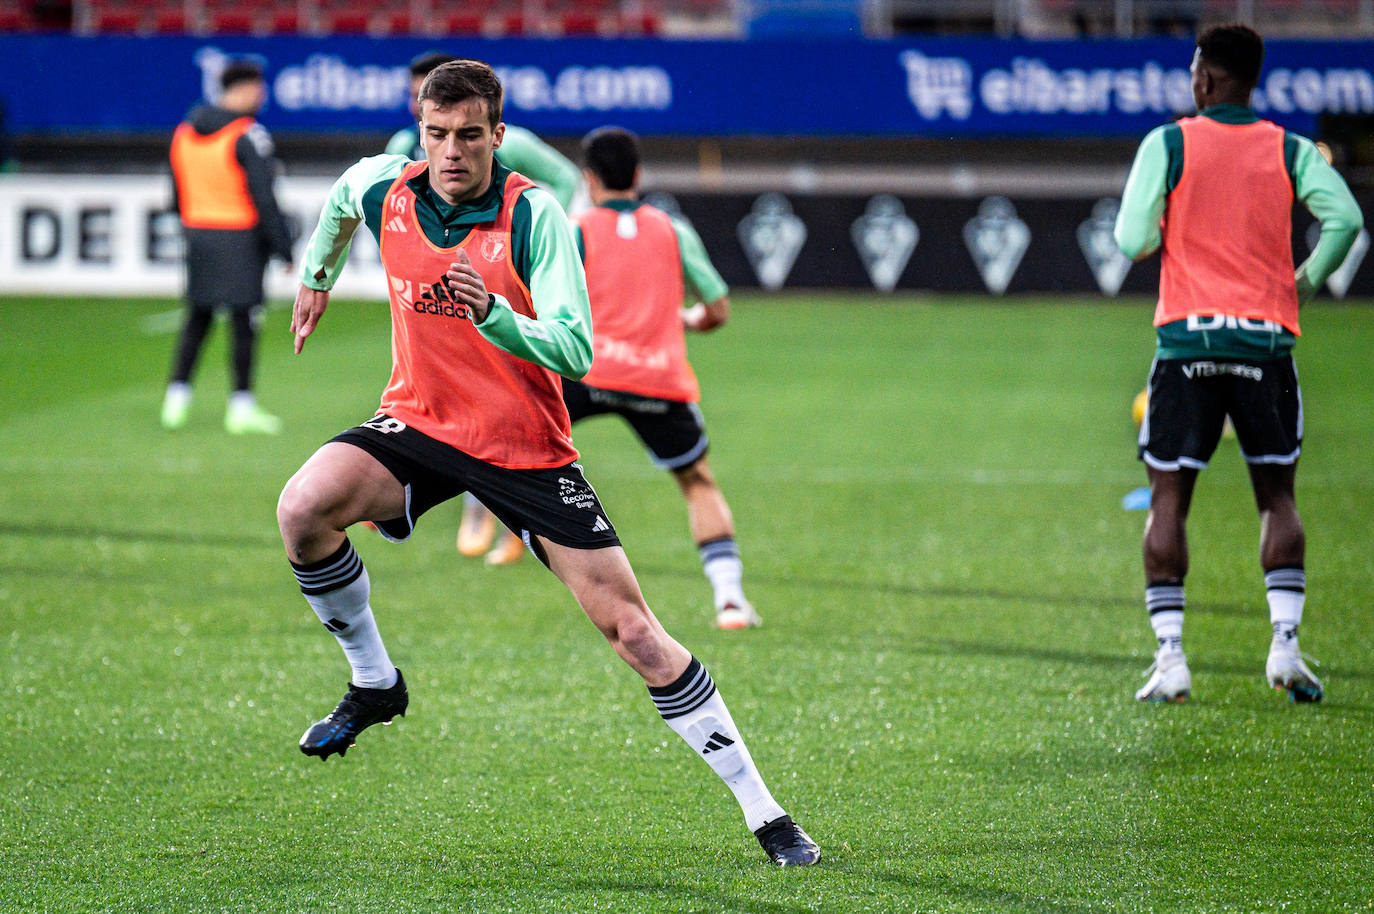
[405,160,511,227]
[600,198,643,213]
[1199,103,1259,125]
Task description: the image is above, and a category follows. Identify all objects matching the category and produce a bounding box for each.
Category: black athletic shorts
[331,414,620,563]
[1138,355,1302,471]
[562,379,709,470]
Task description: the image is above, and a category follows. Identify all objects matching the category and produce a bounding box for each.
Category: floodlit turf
[1,292,1371,913]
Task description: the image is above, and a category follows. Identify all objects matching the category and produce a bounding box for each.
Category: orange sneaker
[716,601,762,630]
[457,506,496,557]
[485,531,527,566]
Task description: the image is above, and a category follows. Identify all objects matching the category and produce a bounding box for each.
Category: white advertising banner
[0,174,385,300]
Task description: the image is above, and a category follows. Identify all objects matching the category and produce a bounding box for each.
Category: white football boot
[1266,636,1323,703]
[1136,649,1191,703]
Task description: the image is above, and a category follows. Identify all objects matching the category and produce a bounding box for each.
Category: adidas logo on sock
[322,617,349,633]
[702,731,735,754]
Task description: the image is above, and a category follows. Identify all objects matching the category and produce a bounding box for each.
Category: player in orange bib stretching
[277,60,818,866]
[567,127,760,630]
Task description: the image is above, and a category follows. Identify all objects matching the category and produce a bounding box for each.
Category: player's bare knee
[607,608,661,661]
[276,479,329,550]
[673,460,714,490]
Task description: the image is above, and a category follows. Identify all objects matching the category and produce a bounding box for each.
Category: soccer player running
[163,58,294,434]
[568,127,760,630]
[1114,25,1363,704]
[390,51,584,565]
[279,60,819,866]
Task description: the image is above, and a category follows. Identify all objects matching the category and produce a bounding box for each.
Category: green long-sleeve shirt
[386,123,582,212]
[299,154,592,379]
[1115,104,1363,359]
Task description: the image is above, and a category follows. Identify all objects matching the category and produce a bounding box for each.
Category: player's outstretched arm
[683,296,730,332]
[291,285,330,354]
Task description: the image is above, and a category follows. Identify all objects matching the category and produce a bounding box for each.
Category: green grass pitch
[1,292,1371,913]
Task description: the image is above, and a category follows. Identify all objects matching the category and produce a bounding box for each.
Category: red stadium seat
[488,11,525,34]
[209,10,255,33]
[373,9,413,35]
[432,0,496,14]
[325,8,371,33]
[266,9,300,32]
[151,9,189,33]
[559,11,601,34]
[441,12,485,33]
[92,6,142,32]
[0,9,36,31]
[619,10,661,34]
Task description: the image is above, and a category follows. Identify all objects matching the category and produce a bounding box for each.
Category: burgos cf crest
[851,195,919,292]
[963,196,1030,295]
[738,194,806,291]
[479,236,506,263]
[1077,198,1132,297]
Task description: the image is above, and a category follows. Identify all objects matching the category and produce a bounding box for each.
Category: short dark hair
[220,59,263,91]
[409,51,456,79]
[1197,24,1264,87]
[581,127,639,191]
[417,59,503,129]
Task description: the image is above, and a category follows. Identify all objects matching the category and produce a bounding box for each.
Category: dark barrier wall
[653,191,1374,297]
[2,34,1373,138]
[1,175,1366,297]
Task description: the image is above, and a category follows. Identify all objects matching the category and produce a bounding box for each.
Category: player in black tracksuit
[163,59,294,434]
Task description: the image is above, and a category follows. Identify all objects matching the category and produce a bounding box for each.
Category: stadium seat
[325,6,371,33]
[0,9,36,31]
[486,10,526,34]
[151,8,189,33]
[559,11,601,34]
[92,6,142,32]
[371,9,411,34]
[266,9,300,32]
[432,0,496,17]
[209,10,256,33]
[618,9,661,34]
[440,12,485,33]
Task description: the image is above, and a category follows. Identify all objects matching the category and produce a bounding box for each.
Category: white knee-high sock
[290,539,397,689]
[1145,581,1185,655]
[648,656,785,832]
[698,538,747,610]
[1266,566,1306,640]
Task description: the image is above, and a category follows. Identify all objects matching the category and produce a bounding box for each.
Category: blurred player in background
[163,58,294,434]
[280,60,819,867]
[568,127,759,630]
[1115,24,1362,704]
[390,50,583,564]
